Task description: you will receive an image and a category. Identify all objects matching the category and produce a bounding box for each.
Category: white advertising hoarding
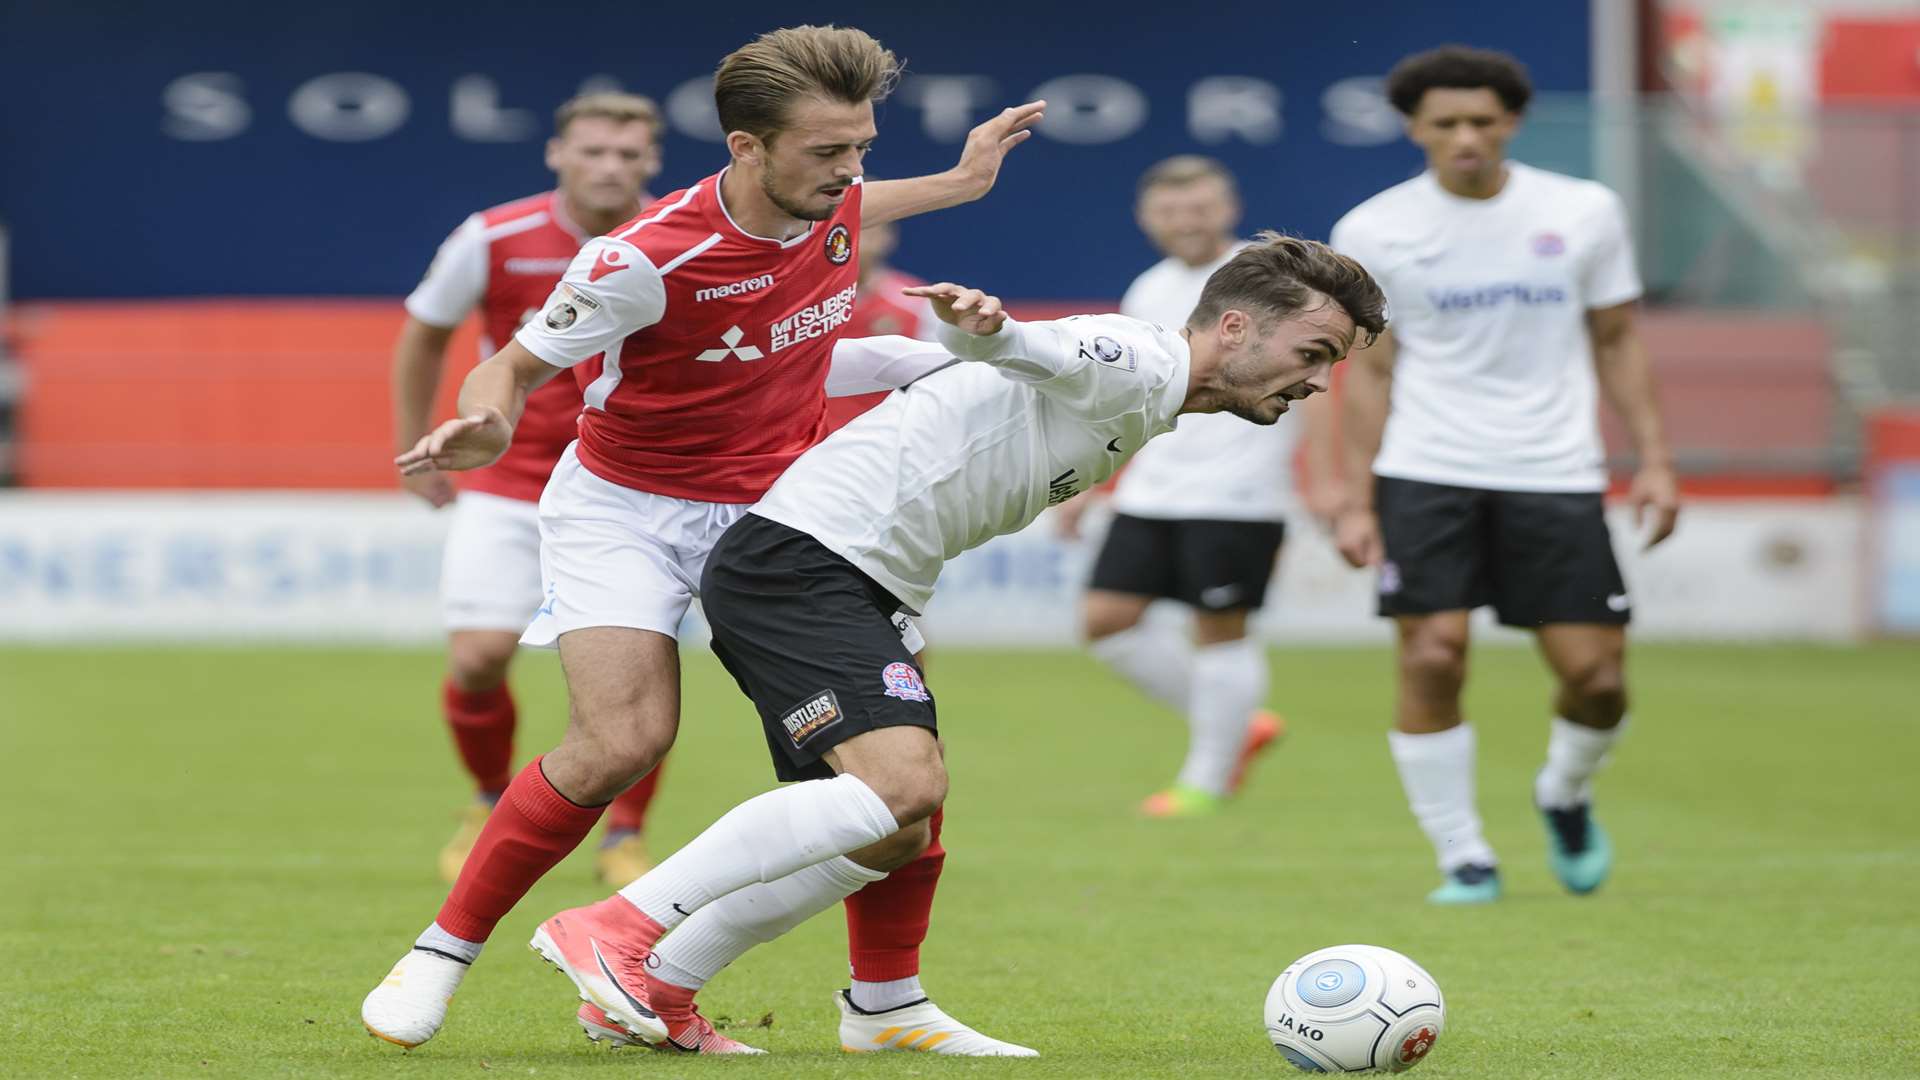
[0,492,1869,645]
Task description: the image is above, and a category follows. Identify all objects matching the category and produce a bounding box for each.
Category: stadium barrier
[0,491,1868,644]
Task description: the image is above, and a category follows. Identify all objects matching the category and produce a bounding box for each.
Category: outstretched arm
[824,334,959,397]
[861,102,1046,227]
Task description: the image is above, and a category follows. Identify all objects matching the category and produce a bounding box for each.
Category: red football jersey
[405,191,598,502]
[514,170,864,503]
[823,267,937,433]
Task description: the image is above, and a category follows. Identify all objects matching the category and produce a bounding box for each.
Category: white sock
[850,975,926,1013]
[1388,725,1497,872]
[1174,638,1268,795]
[414,922,482,965]
[1089,622,1192,710]
[1535,716,1627,810]
[650,856,887,991]
[619,774,898,929]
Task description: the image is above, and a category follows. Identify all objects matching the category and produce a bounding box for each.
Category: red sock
[844,807,945,981]
[606,756,665,834]
[435,756,604,942]
[443,679,515,796]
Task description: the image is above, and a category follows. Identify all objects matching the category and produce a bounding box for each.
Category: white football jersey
[1331,162,1642,493]
[1109,245,1300,522]
[752,314,1192,613]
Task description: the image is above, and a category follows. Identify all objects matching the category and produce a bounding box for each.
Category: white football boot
[835,989,1038,1056]
[362,948,470,1048]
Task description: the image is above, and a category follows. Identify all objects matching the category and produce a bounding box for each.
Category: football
[1264,944,1445,1073]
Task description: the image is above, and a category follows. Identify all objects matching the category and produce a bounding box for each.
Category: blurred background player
[1327,47,1680,905]
[1054,156,1290,818]
[392,93,670,887]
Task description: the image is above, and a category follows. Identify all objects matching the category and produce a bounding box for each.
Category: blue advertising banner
[1,0,1591,299]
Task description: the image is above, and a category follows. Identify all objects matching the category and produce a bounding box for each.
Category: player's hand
[395,408,512,475]
[1630,462,1681,550]
[1053,491,1100,540]
[1333,508,1383,569]
[401,469,457,508]
[903,283,1008,336]
[952,101,1046,198]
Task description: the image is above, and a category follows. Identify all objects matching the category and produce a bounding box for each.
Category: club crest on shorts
[1378,560,1402,596]
[824,224,853,265]
[880,662,930,702]
[779,689,843,750]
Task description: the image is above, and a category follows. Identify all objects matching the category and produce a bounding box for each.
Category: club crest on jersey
[824,224,853,265]
[880,662,930,703]
[780,689,844,749]
[1531,231,1566,257]
[588,245,630,282]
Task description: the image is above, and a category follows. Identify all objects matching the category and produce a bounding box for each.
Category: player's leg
[363,454,703,1048]
[533,514,942,1043]
[1143,519,1288,816]
[1488,487,1634,894]
[1374,478,1501,903]
[434,492,546,880]
[1084,514,1192,708]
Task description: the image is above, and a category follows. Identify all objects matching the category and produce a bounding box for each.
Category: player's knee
[864,747,946,826]
[848,819,932,872]
[447,635,517,690]
[1563,658,1628,719]
[559,710,674,796]
[1082,592,1146,641]
[1400,630,1468,689]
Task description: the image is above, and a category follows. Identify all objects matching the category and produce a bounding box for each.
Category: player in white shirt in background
[1056,157,1299,818]
[1326,47,1680,905]
[532,236,1387,1051]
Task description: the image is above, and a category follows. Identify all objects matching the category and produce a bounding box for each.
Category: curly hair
[1385,46,1532,116]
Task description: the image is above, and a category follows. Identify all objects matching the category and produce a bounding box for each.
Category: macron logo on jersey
[588,246,630,283]
[695,274,775,303]
[1427,282,1569,313]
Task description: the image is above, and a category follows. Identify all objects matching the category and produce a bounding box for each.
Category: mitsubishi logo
[694,325,765,362]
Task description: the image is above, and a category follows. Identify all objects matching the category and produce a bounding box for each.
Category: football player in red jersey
[369,25,1045,1056]
[390,93,671,890]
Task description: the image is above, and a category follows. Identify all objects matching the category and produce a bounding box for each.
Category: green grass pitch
[3,642,1915,1078]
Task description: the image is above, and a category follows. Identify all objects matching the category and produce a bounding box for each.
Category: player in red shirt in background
[369,25,1045,1056]
[391,93,670,888]
[823,215,940,431]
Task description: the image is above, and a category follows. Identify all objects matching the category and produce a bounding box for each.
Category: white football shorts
[440,490,545,632]
[520,443,749,647]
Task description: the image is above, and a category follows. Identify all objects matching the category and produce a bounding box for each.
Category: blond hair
[714,25,902,140]
[1137,155,1239,203]
[553,92,663,138]
[1189,231,1388,346]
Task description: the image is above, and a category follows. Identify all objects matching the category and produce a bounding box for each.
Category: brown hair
[1136,154,1239,203]
[714,25,902,140]
[1188,231,1388,346]
[553,92,662,138]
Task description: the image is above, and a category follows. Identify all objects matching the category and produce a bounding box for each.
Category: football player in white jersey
[524,234,1387,1050]
[1327,47,1680,905]
[1056,156,1296,818]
